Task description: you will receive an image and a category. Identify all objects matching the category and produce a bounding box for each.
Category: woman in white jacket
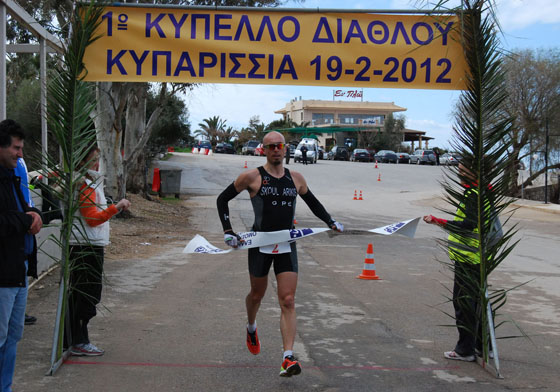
[66,146,131,356]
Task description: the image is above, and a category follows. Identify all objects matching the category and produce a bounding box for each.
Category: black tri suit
[248,166,298,277]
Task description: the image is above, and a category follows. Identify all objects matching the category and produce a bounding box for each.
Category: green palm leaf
[436,0,521,368]
[43,1,105,373]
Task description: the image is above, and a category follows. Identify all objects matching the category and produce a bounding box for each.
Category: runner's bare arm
[290,170,308,195]
[233,168,261,197]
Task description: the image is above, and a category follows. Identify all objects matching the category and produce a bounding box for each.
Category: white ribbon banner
[367,217,420,238]
[183,228,329,254]
[183,218,420,255]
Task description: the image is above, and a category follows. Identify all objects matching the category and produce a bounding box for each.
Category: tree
[248,115,267,140]
[5,0,289,199]
[267,117,298,143]
[500,49,560,194]
[217,126,238,144]
[455,48,560,195]
[93,0,287,198]
[195,115,226,146]
[5,78,42,165]
[365,113,405,151]
[147,90,191,147]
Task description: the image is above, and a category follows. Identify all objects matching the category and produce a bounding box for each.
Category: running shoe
[279,355,301,377]
[246,328,260,355]
[443,350,475,362]
[70,343,105,356]
[25,314,37,325]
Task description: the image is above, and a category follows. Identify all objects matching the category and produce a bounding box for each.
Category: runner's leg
[246,275,267,325]
[276,271,298,351]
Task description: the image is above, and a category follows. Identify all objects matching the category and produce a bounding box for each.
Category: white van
[294,138,319,164]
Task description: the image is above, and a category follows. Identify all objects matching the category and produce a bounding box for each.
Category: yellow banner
[82,7,467,90]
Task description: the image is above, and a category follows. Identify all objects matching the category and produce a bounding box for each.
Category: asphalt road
[15,152,560,391]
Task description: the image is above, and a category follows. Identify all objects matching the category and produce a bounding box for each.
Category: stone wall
[521,183,560,204]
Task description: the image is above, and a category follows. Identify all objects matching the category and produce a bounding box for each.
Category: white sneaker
[444,350,476,362]
[71,343,105,356]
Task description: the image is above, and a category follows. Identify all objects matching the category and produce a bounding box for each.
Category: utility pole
[545,117,549,204]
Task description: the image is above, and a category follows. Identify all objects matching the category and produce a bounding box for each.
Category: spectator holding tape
[424,162,499,362]
[64,145,130,357]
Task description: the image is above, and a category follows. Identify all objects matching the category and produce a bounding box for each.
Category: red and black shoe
[246,328,260,355]
[279,355,301,377]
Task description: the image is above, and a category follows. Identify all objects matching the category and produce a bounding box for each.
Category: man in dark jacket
[0,119,42,391]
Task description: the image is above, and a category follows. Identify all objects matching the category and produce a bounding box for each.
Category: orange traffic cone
[377,173,381,182]
[353,190,358,200]
[358,190,363,200]
[357,243,380,280]
[293,217,298,225]
[244,161,248,169]
[375,160,378,169]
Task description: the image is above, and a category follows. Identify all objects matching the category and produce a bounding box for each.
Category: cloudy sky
[183,0,560,148]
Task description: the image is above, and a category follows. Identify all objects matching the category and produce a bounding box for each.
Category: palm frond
[436,0,521,367]
[44,1,105,372]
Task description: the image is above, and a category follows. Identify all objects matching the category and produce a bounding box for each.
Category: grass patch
[161,197,182,203]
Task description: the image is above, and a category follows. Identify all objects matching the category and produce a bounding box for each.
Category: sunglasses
[264,143,285,150]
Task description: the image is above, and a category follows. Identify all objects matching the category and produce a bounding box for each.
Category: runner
[217,131,343,377]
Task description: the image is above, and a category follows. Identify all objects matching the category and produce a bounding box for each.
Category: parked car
[288,144,296,158]
[242,140,260,155]
[374,150,398,163]
[410,149,436,165]
[254,143,265,156]
[396,152,410,164]
[350,149,372,162]
[366,149,376,162]
[318,146,326,160]
[440,153,461,165]
[195,140,212,151]
[215,142,235,154]
[329,146,349,161]
[294,138,319,163]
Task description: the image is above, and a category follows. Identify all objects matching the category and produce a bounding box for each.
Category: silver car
[410,149,436,165]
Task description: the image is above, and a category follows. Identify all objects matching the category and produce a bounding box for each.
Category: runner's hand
[330,220,344,232]
[224,231,243,248]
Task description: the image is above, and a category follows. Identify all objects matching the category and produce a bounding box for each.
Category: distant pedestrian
[300,144,308,165]
[285,144,290,165]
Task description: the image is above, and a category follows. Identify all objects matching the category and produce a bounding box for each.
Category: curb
[511,202,560,215]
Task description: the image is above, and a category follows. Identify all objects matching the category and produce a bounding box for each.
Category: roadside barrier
[151,168,161,192]
[192,147,198,154]
[357,243,380,280]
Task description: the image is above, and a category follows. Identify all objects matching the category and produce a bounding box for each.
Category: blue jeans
[0,277,27,392]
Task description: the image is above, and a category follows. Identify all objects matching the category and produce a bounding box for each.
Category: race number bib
[259,242,291,254]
